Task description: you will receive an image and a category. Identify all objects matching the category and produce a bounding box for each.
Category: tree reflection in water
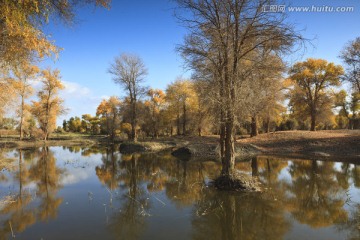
[92,147,360,240]
[339,203,360,240]
[95,146,121,191]
[0,146,358,239]
[29,147,64,221]
[285,160,348,228]
[192,190,290,240]
[191,157,290,240]
[106,153,149,240]
[0,147,64,239]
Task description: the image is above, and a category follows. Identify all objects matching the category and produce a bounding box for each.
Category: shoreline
[0,130,359,161]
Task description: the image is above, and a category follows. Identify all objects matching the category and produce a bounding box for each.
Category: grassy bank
[0,133,108,148]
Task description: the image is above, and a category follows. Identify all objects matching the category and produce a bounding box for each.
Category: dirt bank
[159,130,360,161]
[237,130,360,160]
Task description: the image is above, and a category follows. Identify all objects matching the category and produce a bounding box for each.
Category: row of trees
[60,54,359,141]
[60,43,359,140]
[61,78,209,140]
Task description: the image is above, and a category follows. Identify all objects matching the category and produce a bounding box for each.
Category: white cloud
[60,169,90,185]
[61,81,91,98]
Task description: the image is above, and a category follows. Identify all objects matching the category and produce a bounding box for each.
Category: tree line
[59,44,359,140]
[2,39,360,142]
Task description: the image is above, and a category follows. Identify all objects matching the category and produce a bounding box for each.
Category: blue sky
[40,0,360,125]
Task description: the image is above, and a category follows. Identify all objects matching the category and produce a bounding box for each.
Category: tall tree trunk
[182,101,186,135]
[221,0,238,178]
[223,114,235,176]
[219,121,226,166]
[349,117,354,130]
[111,113,116,141]
[222,69,235,177]
[310,110,316,131]
[176,112,181,135]
[265,115,270,133]
[219,82,225,167]
[131,101,137,142]
[44,93,51,141]
[19,96,24,140]
[250,115,258,137]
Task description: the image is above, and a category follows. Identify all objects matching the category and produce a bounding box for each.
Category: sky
[39,0,360,125]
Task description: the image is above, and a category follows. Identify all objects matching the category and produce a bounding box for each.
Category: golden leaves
[0,0,110,68]
[31,68,65,138]
[96,96,121,116]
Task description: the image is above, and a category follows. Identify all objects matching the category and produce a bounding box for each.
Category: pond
[0,146,359,240]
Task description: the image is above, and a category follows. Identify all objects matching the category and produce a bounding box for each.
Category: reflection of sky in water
[51,147,104,186]
[278,161,292,183]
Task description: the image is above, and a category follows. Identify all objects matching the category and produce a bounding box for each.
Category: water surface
[0,146,359,240]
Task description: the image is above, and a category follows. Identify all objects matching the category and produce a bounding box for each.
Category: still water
[0,146,359,240]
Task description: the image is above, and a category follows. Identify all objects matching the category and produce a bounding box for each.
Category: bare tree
[176,0,302,185]
[108,53,148,142]
[340,37,360,93]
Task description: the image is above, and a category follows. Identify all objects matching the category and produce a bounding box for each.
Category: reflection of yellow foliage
[38,196,63,222]
[121,154,141,161]
[28,147,64,222]
[10,210,36,233]
[235,162,251,171]
[0,158,16,171]
[95,167,118,190]
[147,171,169,192]
[284,160,348,228]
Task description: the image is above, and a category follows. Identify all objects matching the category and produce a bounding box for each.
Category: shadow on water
[0,146,359,239]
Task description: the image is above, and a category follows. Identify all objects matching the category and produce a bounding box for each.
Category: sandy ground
[237,130,360,160]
